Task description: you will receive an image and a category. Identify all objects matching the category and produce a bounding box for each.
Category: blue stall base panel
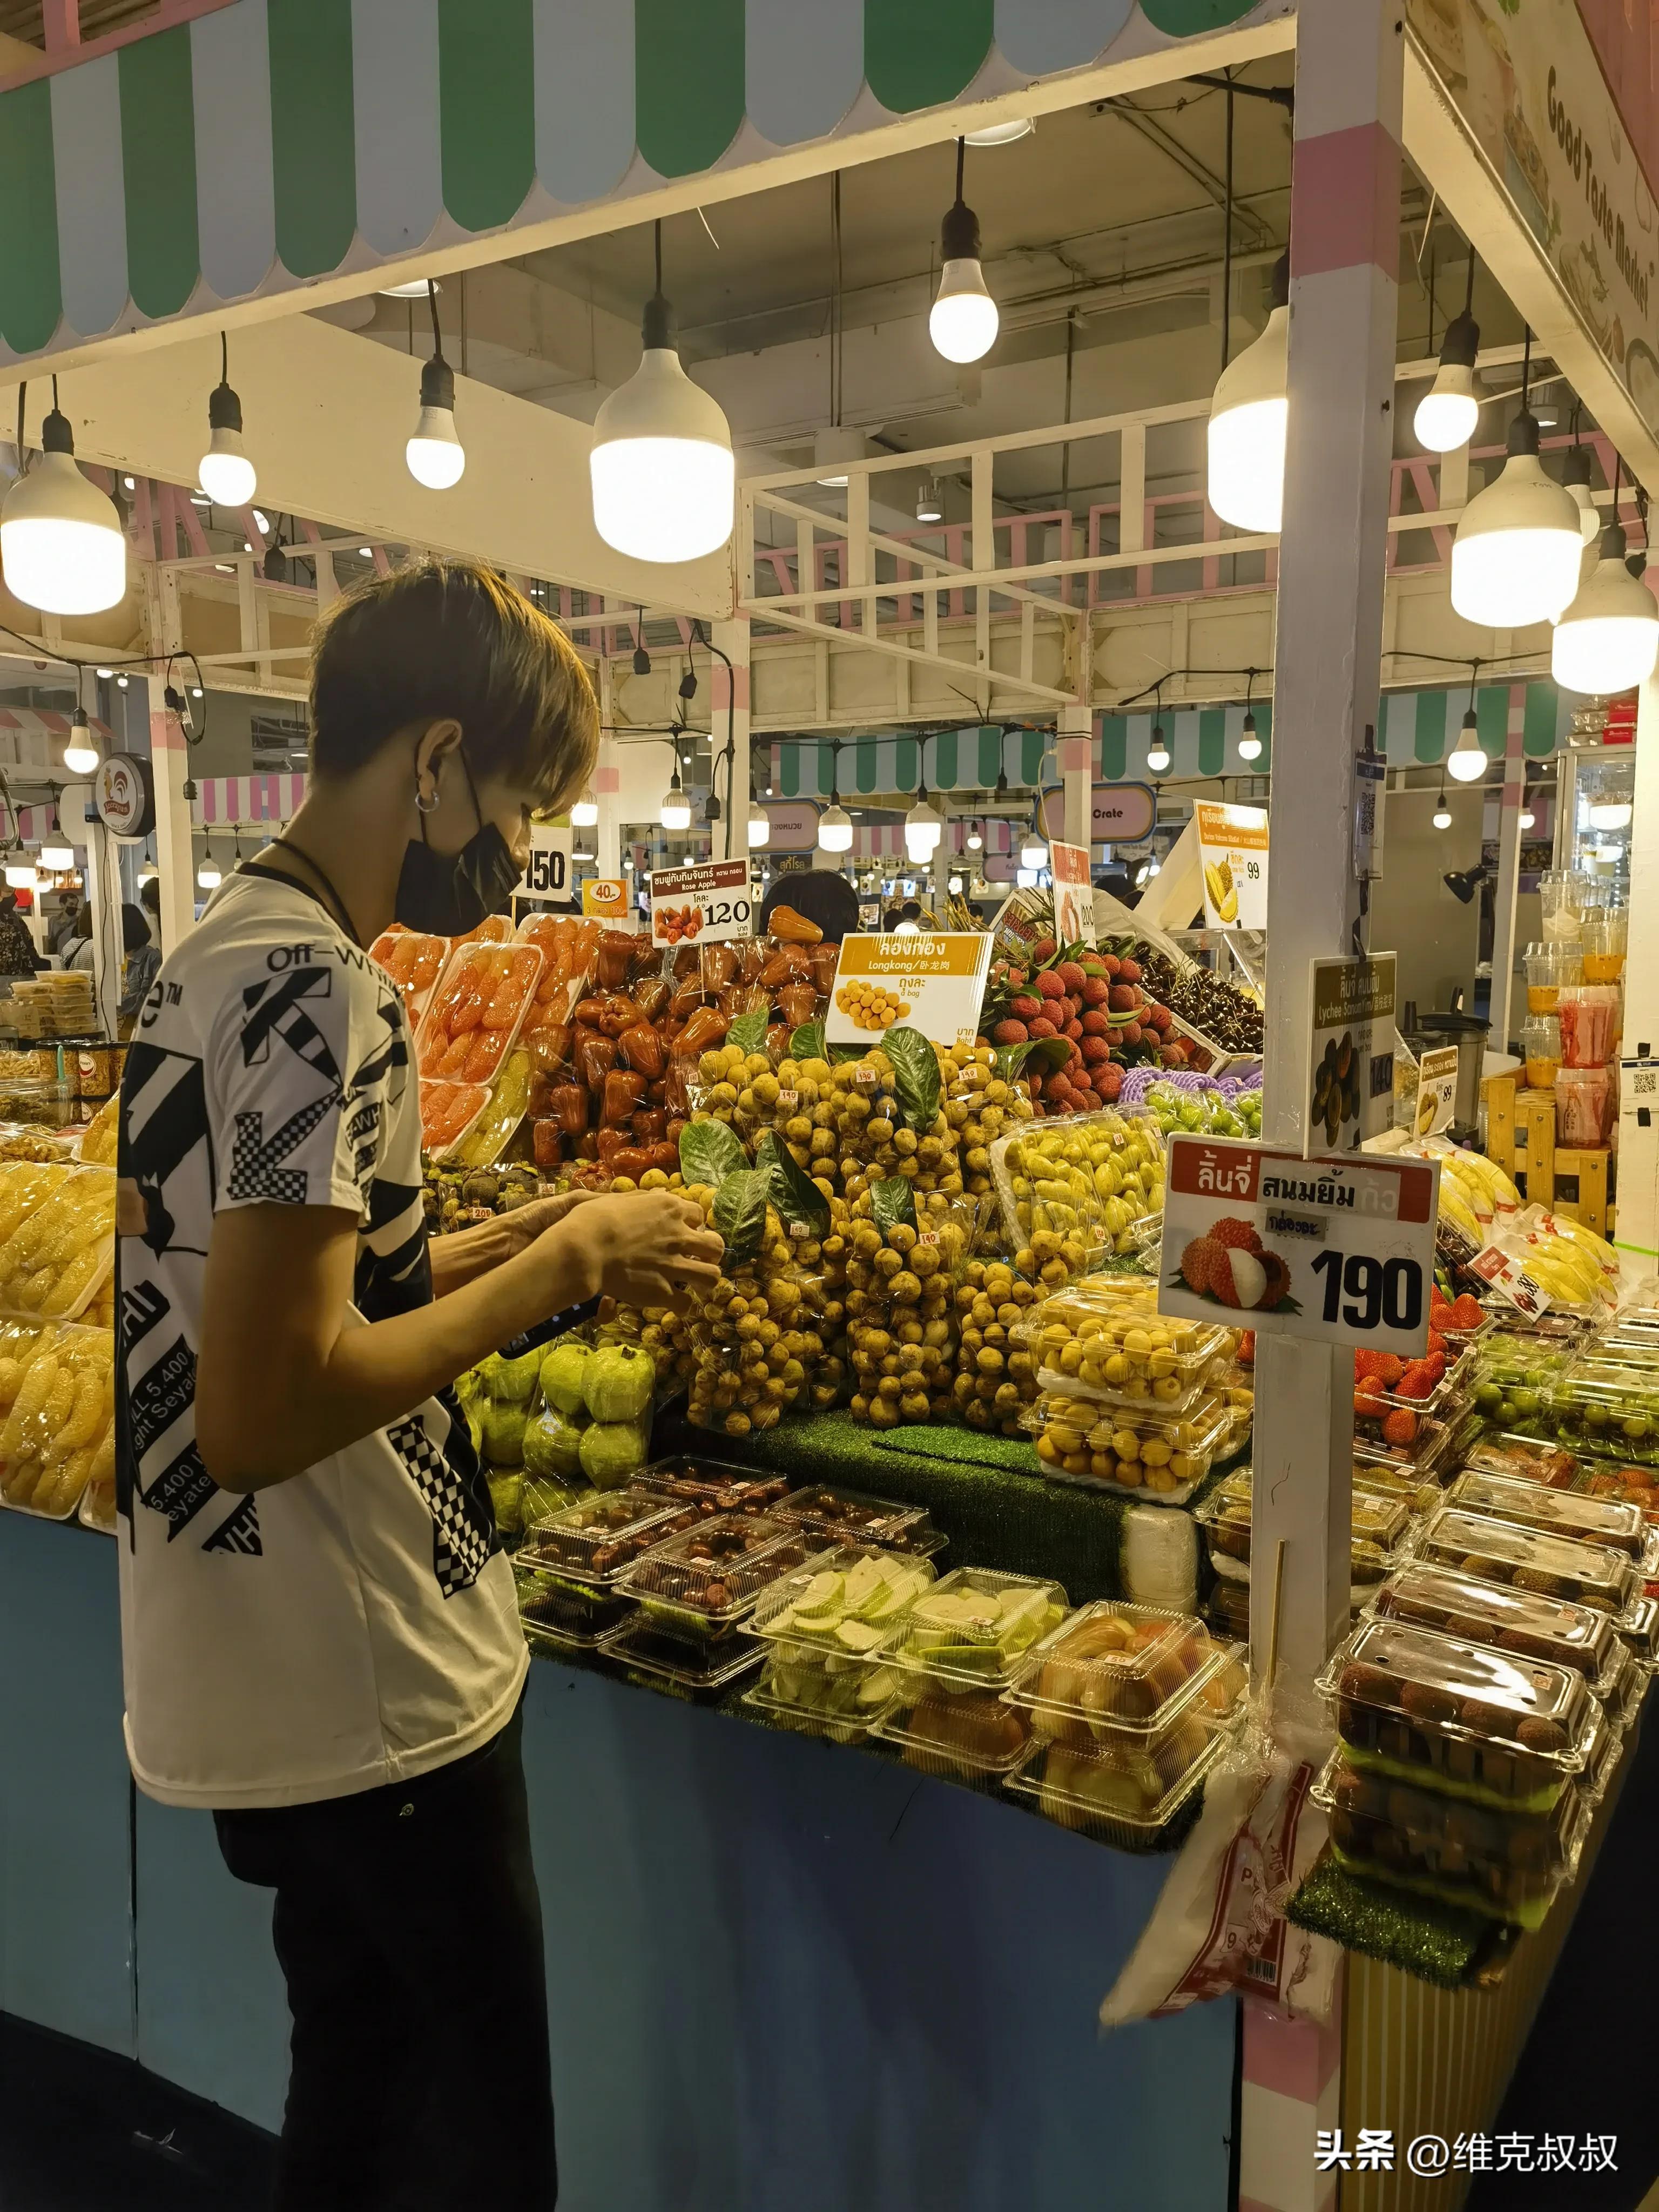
[0,1513,134,2059]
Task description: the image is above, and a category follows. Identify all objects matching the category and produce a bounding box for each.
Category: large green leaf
[727,1009,769,1056]
[679,1117,746,1191]
[829,1042,866,1064]
[789,1019,826,1063]
[884,1024,941,1132]
[712,1168,770,1264]
[755,1129,830,1235]
[869,1176,917,1236]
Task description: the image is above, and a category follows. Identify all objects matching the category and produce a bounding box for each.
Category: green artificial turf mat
[1286,1850,1498,1988]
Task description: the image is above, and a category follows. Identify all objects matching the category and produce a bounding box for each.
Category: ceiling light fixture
[1589,799,1634,831]
[39,805,72,872]
[632,611,651,677]
[1146,718,1171,775]
[572,839,596,862]
[1519,806,1536,830]
[406,279,466,490]
[1208,252,1289,532]
[591,220,735,563]
[1432,788,1452,830]
[819,747,854,853]
[380,276,436,299]
[1414,249,1480,454]
[1561,440,1601,545]
[659,765,691,831]
[929,139,999,365]
[63,706,98,776]
[1446,681,1487,784]
[1,387,126,615]
[3,854,36,889]
[966,819,983,851]
[813,426,865,488]
[198,333,257,508]
[1237,669,1262,762]
[1552,460,1659,696]
[905,775,942,860]
[964,117,1034,146]
[1020,825,1048,871]
[197,841,222,891]
[748,798,771,849]
[1451,332,1582,628]
[916,478,944,524]
[570,788,599,827]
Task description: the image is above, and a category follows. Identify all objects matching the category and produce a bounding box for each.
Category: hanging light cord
[954,136,966,208]
[426,278,445,363]
[1520,326,1532,415]
[655,219,664,299]
[1220,72,1235,374]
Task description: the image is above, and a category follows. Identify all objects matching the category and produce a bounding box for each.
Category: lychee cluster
[1177,1232,1289,1311]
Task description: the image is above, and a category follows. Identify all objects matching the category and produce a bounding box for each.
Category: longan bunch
[950,1252,1042,1434]
[939,1044,1034,1202]
[693,1045,781,1132]
[844,1200,968,1429]
[764,1054,839,1168]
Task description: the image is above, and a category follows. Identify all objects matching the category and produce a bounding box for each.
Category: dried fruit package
[415,942,544,1087]
[368,928,450,1021]
[0,1164,115,1322]
[517,915,602,1035]
[446,1049,534,1170]
[0,1321,113,1519]
[420,1080,490,1158]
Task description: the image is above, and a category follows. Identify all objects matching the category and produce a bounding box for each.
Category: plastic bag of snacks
[416,942,543,1087]
[0,1321,113,1518]
[0,1163,115,1321]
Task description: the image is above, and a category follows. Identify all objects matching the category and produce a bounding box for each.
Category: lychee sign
[1158,1135,1440,1359]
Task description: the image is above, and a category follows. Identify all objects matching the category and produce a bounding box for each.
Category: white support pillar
[594,659,622,885]
[1058,702,1093,851]
[1490,692,1527,1053]
[69,786,120,1037]
[932,793,952,921]
[711,616,751,870]
[142,565,197,956]
[1251,0,1401,1717]
[1618,668,1659,1260]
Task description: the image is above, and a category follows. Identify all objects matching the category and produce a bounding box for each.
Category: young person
[115,561,724,2210]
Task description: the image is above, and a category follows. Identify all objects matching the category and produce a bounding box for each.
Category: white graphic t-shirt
[115,869,527,1809]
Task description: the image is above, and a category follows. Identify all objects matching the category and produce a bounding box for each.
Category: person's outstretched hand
[531,1189,724,1316]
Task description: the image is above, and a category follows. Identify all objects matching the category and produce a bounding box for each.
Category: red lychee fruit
[1081,1010,1109,1036]
[1102,954,1123,977]
[1028,1017,1057,1039]
[1063,1019,1084,1042]
[1108,985,1138,1013]
[1256,1252,1290,1308]
[1119,1022,1143,1047]
[1160,1043,1188,1069]
[1011,995,1042,1021]
[1057,961,1087,993]
[1035,970,1066,999]
[1210,1217,1262,1253]
[992,1020,1028,1046]
[1031,938,1057,963]
[1081,1035,1111,1063]
[1092,1063,1123,1100]
[1181,1236,1223,1294]
[1081,977,1111,1008]
[1118,957,1143,985]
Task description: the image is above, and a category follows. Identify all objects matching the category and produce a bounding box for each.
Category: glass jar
[1521,1014,1561,1090]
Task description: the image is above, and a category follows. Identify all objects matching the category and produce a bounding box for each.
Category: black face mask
[394,749,521,935]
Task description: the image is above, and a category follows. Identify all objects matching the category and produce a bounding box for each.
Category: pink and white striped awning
[849,818,1016,859]
[0,709,114,743]
[192,773,307,827]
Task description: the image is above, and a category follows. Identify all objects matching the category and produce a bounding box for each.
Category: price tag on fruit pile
[1049,839,1094,944]
[1159,1135,1440,1358]
[1196,802,1267,930]
[825,933,992,1049]
[1307,953,1397,1153]
[648,858,754,947]
[1412,1046,1459,1140]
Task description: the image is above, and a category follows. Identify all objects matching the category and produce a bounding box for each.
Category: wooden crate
[1552,1147,1611,1237]
[1483,1075,1557,1203]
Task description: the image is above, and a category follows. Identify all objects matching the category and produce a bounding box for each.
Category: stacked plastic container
[1525,871,1624,1148]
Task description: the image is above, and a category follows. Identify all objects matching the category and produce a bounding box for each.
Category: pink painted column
[1239,1988,1346,2212]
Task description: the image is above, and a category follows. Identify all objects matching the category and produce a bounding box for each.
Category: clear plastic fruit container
[1003,1719,1232,1849]
[1351,1365,1458,1444]
[512,1560,635,1650]
[1368,1560,1636,1711]
[1463,1434,1585,1489]
[741,1640,906,1743]
[1350,1413,1452,1478]
[1196,1467,1412,1589]
[1024,1298,1234,1414]
[871,1682,1035,1784]
[1579,1459,1659,1528]
[1313,1750,1593,1928]
[1348,1451,1445,1521]
[1555,1065,1613,1147]
[615,1512,819,1638]
[1593,1328,1659,1368]
[1414,1506,1644,1622]
[518,1488,698,1585]
[750,1546,938,1650]
[885,1567,1068,1692]
[1319,1614,1601,1811]
[1024,1388,1233,1503]
[415,940,545,1088]
[1551,1358,1659,1466]
[1004,1601,1246,1751]
[630,1456,792,1518]
[596,1612,765,1699]
[989,1108,1166,1271]
[768,1483,947,1557]
[1444,1466,1655,1561]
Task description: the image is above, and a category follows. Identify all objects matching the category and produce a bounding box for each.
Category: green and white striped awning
[0,0,1277,361]
[770,682,1568,796]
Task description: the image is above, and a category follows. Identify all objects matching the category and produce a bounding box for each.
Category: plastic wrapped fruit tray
[1442,1467,1657,1563]
[1003,1721,1234,1850]
[768,1483,947,1557]
[884,1568,1068,1691]
[513,1561,635,1651]
[596,1613,765,1699]
[1318,1615,1601,1813]
[1023,1304,1234,1417]
[615,1512,817,1637]
[1351,1413,1452,1475]
[1548,1357,1659,1467]
[750,1547,937,1650]
[1196,1467,1413,1594]
[1312,1750,1594,1930]
[1004,1602,1246,1755]
[1024,1388,1235,1505]
[630,1457,791,1518]
[1415,1505,1648,1623]
[742,1643,902,1744]
[518,1488,697,1585]
[1352,1364,1459,1447]
[871,1682,1034,1786]
[1370,1558,1634,1697]
[1464,1434,1587,1491]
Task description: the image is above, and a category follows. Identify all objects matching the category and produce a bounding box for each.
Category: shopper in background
[115,560,725,2212]
[0,888,42,977]
[117,901,160,1034]
[139,873,161,941]
[48,888,82,957]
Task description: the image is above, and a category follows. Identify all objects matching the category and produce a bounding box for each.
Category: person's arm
[425,1189,598,1299]
[194,1189,722,1491]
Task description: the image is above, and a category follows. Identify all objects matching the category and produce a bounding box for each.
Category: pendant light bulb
[1446,707,1487,783]
[3,859,36,890]
[1519,806,1536,830]
[1589,800,1633,830]
[62,708,99,777]
[39,831,73,873]
[1020,828,1048,872]
[818,802,854,853]
[1146,723,1171,775]
[407,359,465,490]
[591,235,734,563]
[659,770,691,832]
[1552,521,1659,695]
[966,820,983,851]
[1432,790,1452,830]
[1237,709,1262,764]
[1562,446,1602,545]
[1451,411,1584,628]
[197,845,221,890]
[748,799,771,849]
[916,478,944,524]
[1,406,126,615]
[570,788,599,827]
[199,336,257,507]
[929,141,999,365]
[1413,309,1480,453]
[905,787,942,859]
[1206,256,1289,533]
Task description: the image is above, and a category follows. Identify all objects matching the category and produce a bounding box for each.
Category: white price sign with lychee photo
[1158,1135,1440,1358]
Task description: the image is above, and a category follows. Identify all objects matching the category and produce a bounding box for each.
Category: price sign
[825,933,993,1049]
[1307,953,1397,1153]
[1196,801,1268,929]
[648,858,754,947]
[1468,1241,1552,1320]
[1158,1135,1440,1359]
[1050,839,1094,945]
[514,820,571,904]
[1412,1046,1460,1140]
[582,878,629,920]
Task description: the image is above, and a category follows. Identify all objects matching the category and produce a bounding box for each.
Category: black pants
[215,1702,556,2211]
